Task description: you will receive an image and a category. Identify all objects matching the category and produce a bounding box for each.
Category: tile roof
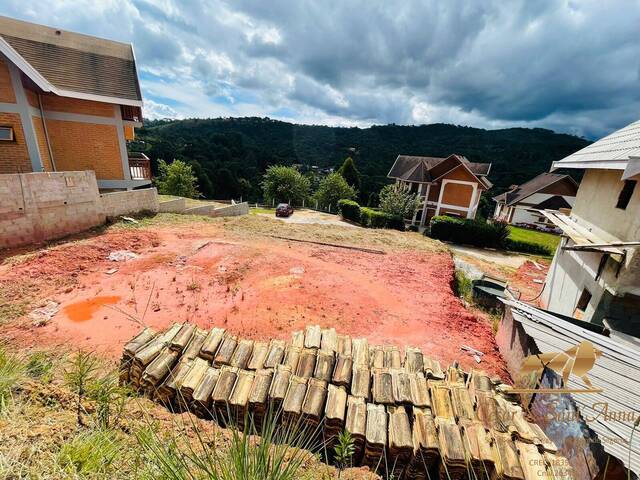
[552,119,640,171]
[493,172,576,207]
[387,154,492,187]
[0,15,142,103]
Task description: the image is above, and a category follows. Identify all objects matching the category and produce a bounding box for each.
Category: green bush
[428,216,509,248]
[504,238,553,256]
[359,208,404,230]
[385,215,405,231]
[338,199,361,222]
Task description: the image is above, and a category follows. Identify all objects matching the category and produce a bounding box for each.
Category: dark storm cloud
[1,0,638,136]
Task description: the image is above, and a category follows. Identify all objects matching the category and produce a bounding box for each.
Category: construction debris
[107,250,139,262]
[120,323,572,480]
[28,300,59,326]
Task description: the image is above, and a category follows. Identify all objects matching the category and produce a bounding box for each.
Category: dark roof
[532,195,572,210]
[0,15,142,103]
[387,154,492,187]
[492,172,577,206]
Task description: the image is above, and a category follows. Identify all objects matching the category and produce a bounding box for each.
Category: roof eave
[0,35,143,107]
[551,159,629,171]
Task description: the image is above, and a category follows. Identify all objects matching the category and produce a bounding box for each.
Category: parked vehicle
[276,203,294,217]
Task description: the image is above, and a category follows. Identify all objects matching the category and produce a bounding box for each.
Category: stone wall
[0,171,105,248]
[100,188,159,218]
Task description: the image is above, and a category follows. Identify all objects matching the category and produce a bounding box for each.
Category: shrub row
[428,215,553,255]
[428,216,509,248]
[338,200,404,230]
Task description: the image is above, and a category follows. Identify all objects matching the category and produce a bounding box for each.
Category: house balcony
[128,153,151,180]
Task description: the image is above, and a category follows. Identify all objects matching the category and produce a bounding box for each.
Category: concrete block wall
[100,188,159,218]
[184,201,249,217]
[158,197,186,213]
[0,171,105,248]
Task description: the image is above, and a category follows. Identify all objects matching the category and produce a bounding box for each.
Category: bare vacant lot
[1,214,509,378]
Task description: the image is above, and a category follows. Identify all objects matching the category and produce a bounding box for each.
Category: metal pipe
[37,93,56,172]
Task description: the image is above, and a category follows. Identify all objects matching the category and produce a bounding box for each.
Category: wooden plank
[182,328,208,360]
[304,325,322,349]
[351,338,369,367]
[332,354,353,387]
[200,327,225,361]
[314,349,335,382]
[404,347,424,373]
[264,339,286,368]
[214,334,238,367]
[320,328,337,352]
[170,323,196,352]
[283,345,301,371]
[372,368,394,404]
[295,348,317,378]
[391,368,412,404]
[409,372,431,408]
[351,366,370,399]
[336,334,352,356]
[230,339,254,369]
[247,341,268,370]
[283,375,308,418]
[302,378,328,423]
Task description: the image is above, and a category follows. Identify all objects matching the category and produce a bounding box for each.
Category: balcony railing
[129,154,151,180]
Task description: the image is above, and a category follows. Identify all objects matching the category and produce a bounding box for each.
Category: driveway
[449,244,529,269]
[257,208,358,228]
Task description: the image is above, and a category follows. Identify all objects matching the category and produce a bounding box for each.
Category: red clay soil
[1,224,510,380]
[510,260,549,304]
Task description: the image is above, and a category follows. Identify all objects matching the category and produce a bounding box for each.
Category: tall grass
[0,345,24,414]
[136,405,323,480]
[57,429,122,476]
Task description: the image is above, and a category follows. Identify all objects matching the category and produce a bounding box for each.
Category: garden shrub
[385,215,406,231]
[337,199,361,223]
[360,208,391,228]
[504,238,553,256]
[428,216,508,248]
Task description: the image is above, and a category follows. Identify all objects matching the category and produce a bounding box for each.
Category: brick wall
[0,171,105,248]
[31,115,53,171]
[0,112,32,174]
[45,119,124,180]
[0,58,15,103]
[100,188,159,218]
[40,95,115,117]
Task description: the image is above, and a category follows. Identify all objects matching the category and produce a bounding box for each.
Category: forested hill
[133,117,590,205]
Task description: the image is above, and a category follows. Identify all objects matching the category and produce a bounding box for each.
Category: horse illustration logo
[514,340,603,394]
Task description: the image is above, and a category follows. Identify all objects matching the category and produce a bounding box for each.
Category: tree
[378,183,420,219]
[262,165,310,205]
[337,157,361,191]
[155,159,200,198]
[314,173,356,210]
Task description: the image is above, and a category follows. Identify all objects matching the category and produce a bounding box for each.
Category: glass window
[615,180,636,210]
[0,127,14,141]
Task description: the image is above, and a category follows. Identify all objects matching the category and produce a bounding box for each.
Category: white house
[540,119,640,344]
[492,172,578,230]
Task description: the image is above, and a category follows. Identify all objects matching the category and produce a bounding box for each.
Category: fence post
[303,198,305,208]
[315,200,318,210]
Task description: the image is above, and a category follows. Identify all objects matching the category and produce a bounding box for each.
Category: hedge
[337,199,361,223]
[359,207,404,230]
[504,238,553,256]
[428,216,509,248]
[428,215,553,255]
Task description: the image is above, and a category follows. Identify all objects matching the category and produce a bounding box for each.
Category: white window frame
[0,126,14,141]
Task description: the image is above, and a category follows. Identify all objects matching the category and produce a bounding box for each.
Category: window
[0,126,14,141]
[575,288,592,314]
[615,180,636,210]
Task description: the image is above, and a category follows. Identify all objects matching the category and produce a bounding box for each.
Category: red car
[275,203,294,217]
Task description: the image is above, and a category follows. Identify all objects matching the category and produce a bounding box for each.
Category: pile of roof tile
[120,323,574,480]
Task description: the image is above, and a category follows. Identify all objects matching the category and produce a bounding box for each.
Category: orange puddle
[62,296,121,322]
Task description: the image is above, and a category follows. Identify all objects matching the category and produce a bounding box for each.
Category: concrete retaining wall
[159,197,186,213]
[185,201,249,217]
[0,171,105,248]
[101,188,159,218]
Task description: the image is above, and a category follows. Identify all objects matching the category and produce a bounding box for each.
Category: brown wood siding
[441,182,473,207]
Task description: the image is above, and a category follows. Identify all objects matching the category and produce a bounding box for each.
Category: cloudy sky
[2,1,638,138]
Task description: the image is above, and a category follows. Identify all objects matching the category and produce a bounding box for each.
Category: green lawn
[250,207,275,215]
[508,226,560,252]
